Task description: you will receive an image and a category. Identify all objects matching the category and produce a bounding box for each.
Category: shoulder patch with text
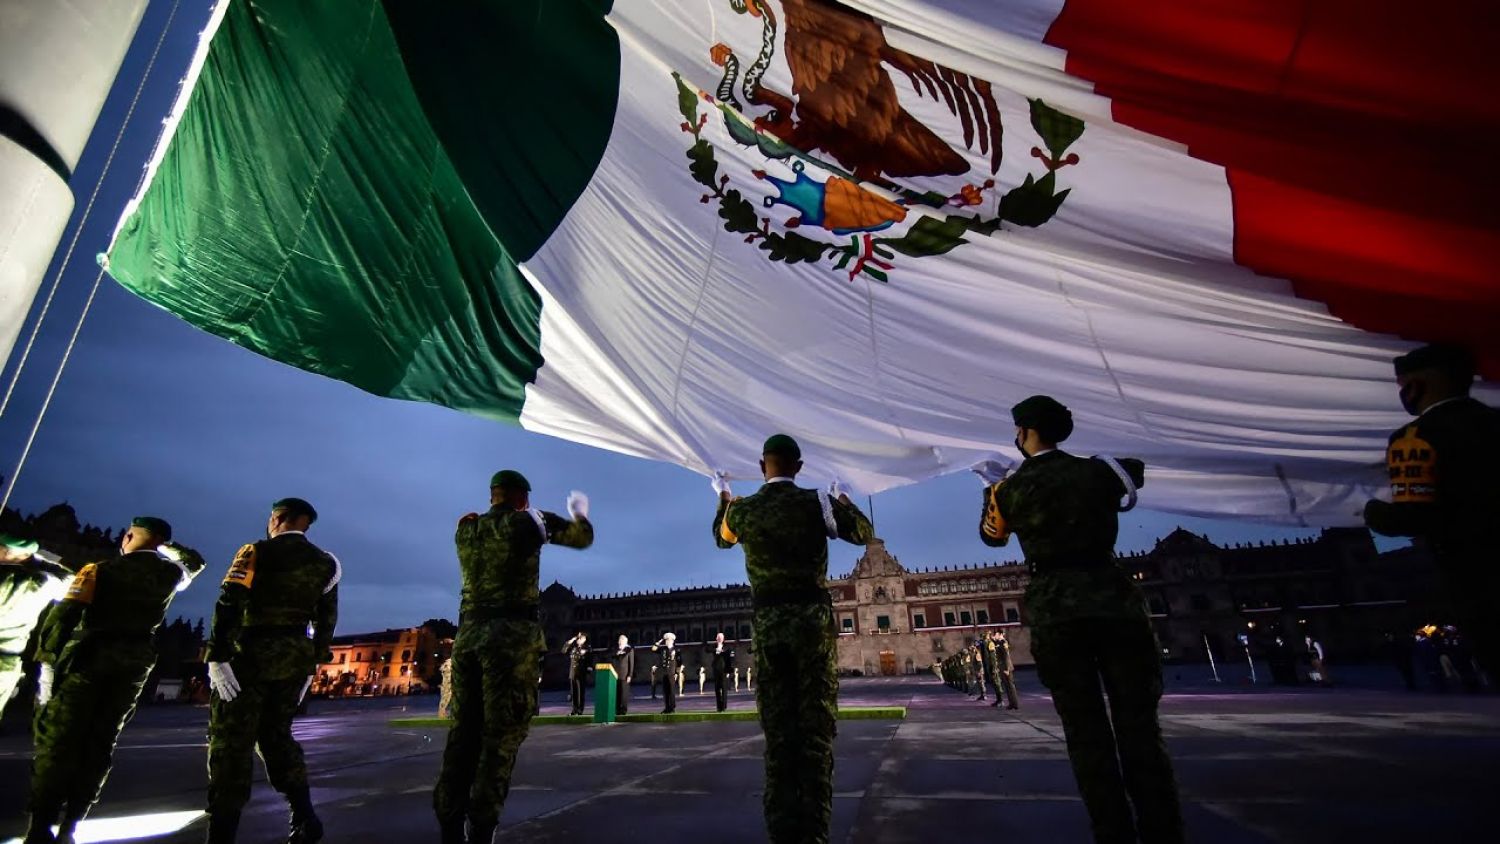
[1388,427,1438,504]
[223,543,257,589]
[65,563,99,604]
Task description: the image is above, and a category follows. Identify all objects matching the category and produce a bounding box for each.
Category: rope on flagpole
[0,0,184,512]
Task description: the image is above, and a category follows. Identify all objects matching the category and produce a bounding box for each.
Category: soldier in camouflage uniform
[1364,343,1500,681]
[1,535,70,714]
[713,434,873,844]
[434,470,593,844]
[977,396,1183,844]
[204,498,339,844]
[986,629,1019,710]
[24,517,204,844]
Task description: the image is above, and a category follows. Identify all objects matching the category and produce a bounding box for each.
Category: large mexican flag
[105,0,1499,524]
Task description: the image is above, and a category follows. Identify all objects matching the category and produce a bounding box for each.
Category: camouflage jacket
[206,532,339,668]
[0,557,70,654]
[37,546,202,666]
[712,481,873,604]
[1365,397,1500,563]
[980,450,1147,627]
[456,504,593,620]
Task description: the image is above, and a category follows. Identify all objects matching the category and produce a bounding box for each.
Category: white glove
[710,470,732,497]
[829,478,852,500]
[566,490,589,520]
[970,459,1011,485]
[298,675,314,705]
[37,664,53,706]
[208,661,241,702]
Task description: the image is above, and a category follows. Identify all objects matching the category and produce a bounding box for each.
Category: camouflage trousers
[988,663,1019,708]
[753,603,838,844]
[28,659,150,821]
[207,671,311,814]
[434,620,543,829]
[1032,617,1184,844]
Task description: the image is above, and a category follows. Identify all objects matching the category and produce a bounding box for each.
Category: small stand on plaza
[593,663,617,724]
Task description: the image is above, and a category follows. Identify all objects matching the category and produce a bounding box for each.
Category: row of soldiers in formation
[560,630,744,715]
[2,342,1494,844]
[3,498,338,844]
[938,629,1021,710]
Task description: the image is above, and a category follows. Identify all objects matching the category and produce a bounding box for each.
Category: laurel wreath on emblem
[672,72,1085,283]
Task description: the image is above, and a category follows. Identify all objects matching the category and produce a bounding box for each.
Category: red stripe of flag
[1045,0,1500,374]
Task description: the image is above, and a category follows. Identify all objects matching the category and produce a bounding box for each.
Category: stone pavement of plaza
[2,670,1497,843]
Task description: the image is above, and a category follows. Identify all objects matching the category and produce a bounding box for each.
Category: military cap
[0,533,39,557]
[271,497,318,524]
[489,469,531,491]
[1393,343,1476,380]
[131,516,173,541]
[762,433,802,460]
[1011,394,1074,443]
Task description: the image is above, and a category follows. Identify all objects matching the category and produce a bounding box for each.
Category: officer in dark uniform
[204,498,339,844]
[704,632,735,712]
[25,517,204,844]
[713,434,873,844]
[434,470,593,844]
[564,632,590,715]
[610,635,634,715]
[1364,343,1500,680]
[977,396,1183,844]
[652,632,682,714]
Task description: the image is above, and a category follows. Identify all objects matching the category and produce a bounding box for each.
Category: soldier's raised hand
[970,459,1011,485]
[37,664,53,706]
[566,490,590,520]
[711,470,732,499]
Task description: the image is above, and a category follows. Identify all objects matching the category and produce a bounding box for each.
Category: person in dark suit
[564,632,590,716]
[652,633,682,714]
[705,632,735,712]
[610,635,634,715]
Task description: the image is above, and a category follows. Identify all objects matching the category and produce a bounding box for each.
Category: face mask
[1014,434,1031,459]
[1399,381,1425,416]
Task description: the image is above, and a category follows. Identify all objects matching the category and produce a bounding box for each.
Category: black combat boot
[22,807,58,844]
[286,786,323,844]
[468,820,497,844]
[438,817,466,844]
[205,810,240,844]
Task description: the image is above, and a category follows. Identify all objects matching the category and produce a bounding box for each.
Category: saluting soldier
[969,642,987,701]
[24,517,204,844]
[434,471,593,844]
[652,632,682,714]
[1364,343,1500,681]
[564,632,590,716]
[0,535,70,713]
[713,434,873,844]
[204,498,339,844]
[987,629,1019,710]
[977,396,1183,843]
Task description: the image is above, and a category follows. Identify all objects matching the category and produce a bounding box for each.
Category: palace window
[740,624,752,639]
[913,613,926,629]
[976,610,989,624]
[401,649,411,662]
[842,617,855,632]
[1005,606,1019,623]
[877,615,891,631]
[944,612,956,626]
[960,611,973,625]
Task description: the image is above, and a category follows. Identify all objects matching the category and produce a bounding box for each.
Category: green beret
[1011,395,1074,443]
[489,470,531,491]
[762,433,802,460]
[271,497,318,524]
[1393,343,1476,380]
[131,516,173,541]
[0,533,39,556]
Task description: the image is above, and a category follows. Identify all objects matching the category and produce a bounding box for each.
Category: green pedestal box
[593,663,617,724]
